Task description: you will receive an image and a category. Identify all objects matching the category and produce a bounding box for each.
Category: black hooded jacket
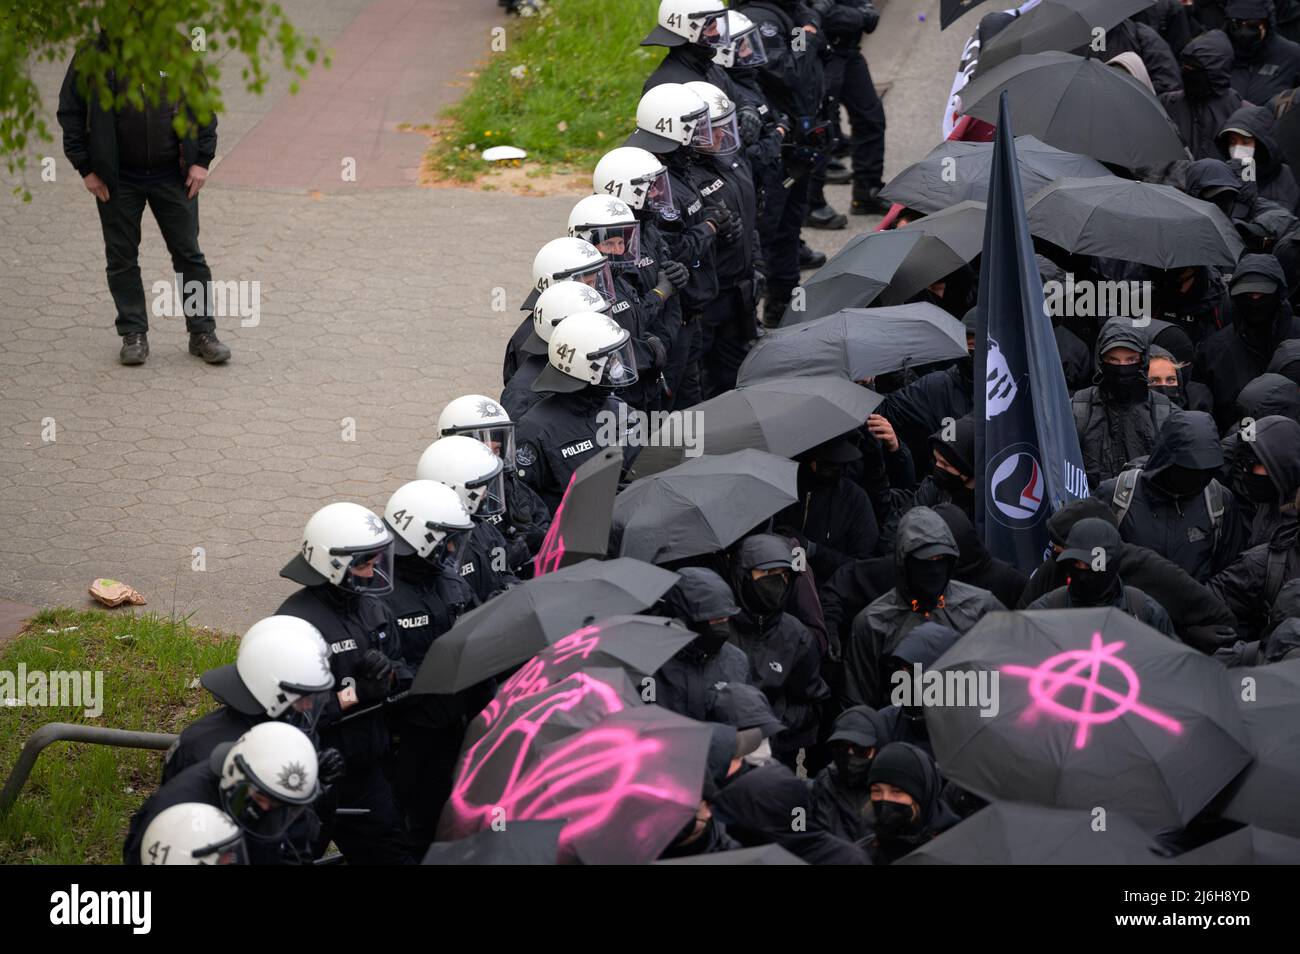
[1225,0,1300,102]
[1217,104,1300,212]
[1211,520,1300,636]
[1073,321,1175,487]
[1239,372,1300,423]
[773,464,880,583]
[877,621,965,759]
[712,763,871,864]
[1196,253,1300,428]
[1269,337,1300,380]
[1017,498,1239,646]
[809,705,892,841]
[1234,413,1300,545]
[932,503,1028,607]
[859,742,960,864]
[878,361,975,480]
[842,507,1004,709]
[909,415,977,524]
[1096,19,1184,95]
[655,568,755,721]
[728,535,831,755]
[1095,410,1247,581]
[1163,32,1243,160]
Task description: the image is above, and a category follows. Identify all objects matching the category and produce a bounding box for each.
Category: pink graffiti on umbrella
[476,625,604,734]
[534,472,577,576]
[1001,632,1183,749]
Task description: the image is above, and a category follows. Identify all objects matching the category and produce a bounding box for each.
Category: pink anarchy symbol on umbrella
[1001,632,1183,749]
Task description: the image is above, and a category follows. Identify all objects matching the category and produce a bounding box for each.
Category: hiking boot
[119,332,149,366]
[799,242,827,270]
[824,160,852,184]
[851,188,893,216]
[189,331,231,364]
[805,204,848,230]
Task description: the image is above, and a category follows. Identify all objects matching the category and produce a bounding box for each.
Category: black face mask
[956,355,975,381]
[1152,464,1214,498]
[743,573,790,616]
[834,752,874,788]
[1100,361,1148,403]
[1151,383,1187,408]
[904,556,951,607]
[932,466,968,495]
[1156,269,1205,306]
[1181,66,1215,100]
[1230,25,1266,60]
[686,619,733,658]
[872,799,917,837]
[1235,292,1280,330]
[1243,470,1279,504]
[811,462,843,486]
[1068,567,1121,607]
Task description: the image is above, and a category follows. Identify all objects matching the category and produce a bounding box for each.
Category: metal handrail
[0,722,177,819]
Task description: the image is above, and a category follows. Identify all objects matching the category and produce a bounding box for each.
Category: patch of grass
[0,609,237,864]
[430,0,659,182]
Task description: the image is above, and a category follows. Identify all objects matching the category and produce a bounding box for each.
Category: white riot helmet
[281,501,395,597]
[140,803,248,865]
[684,81,741,156]
[416,435,507,518]
[384,479,475,575]
[200,616,334,732]
[532,311,639,393]
[568,195,643,270]
[643,0,730,49]
[531,236,616,304]
[593,147,676,216]
[216,722,320,840]
[533,280,610,345]
[712,11,769,68]
[627,83,711,154]
[438,394,519,462]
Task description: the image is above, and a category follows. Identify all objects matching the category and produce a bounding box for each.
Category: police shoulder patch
[759,21,779,37]
[516,444,538,468]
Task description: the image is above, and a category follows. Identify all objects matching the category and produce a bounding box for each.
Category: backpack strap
[1110,469,1141,527]
[1204,479,1225,550]
[1266,546,1289,606]
[1072,390,1093,437]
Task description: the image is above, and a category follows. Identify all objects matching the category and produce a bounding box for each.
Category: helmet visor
[281,689,331,737]
[685,105,712,147]
[434,525,474,575]
[733,27,768,67]
[192,829,249,865]
[563,259,617,306]
[641,168,676,217]
[699,111,741,155]
[464,465,507,518]
[592,337,640,389]
[224,781,309,842]
[445,422,516,463]
[697,11,731,49]
[334,542,395,596]
[577,221,642,270]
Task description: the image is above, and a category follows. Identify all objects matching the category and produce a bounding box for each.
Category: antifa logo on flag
[988,445,1045,528]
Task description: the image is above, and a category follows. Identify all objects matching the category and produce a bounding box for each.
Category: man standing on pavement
[57,34,232,367]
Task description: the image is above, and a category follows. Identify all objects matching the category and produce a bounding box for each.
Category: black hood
[827,705,892,750]
[928,415,976,478]
[1238,373,1300,423]
[1047,497,1118,548]
[933,502,992,575]
[1218,105,1285,179]
[1145,318,1197,365]
[867,741,948,831]
[1268,578,1300,631]
[1225,0,1278,28]
[893,507,960,586]
[1143,410,1225,477]
[1180,29,1236,95]
[1268,339,1300,380]
[729,533,794,625]
[883,621,962,671]
[1251,414,1300,499]
[663,566,740,624]
[1094,318,1149,363]
[1183,158,1241,202]
[1230,252,1292,346]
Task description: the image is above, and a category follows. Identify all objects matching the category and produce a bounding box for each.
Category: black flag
[974,91,1090,572]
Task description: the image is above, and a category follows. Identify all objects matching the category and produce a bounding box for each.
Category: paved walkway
[0,0,967,633]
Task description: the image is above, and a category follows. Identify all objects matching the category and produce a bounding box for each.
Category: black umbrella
[613,450,799,564]
[976,0,1156,76]
[443,690,713,865]
[1026,176,1245,269]
[959,52,1188,169]
[880,136,1111,215]
[628,376,882,478]
[413,558,678,693]
[1174,825,1300,864]
[787,228,923,325]
[534,446,622,574]
[421,819,564,865]
[941,0,992,30]
[1221,661,1300,837]
[927,608,1253,830]
[873,201,988,307]
[897,802,1166,864]
[655,844,808,864]
[739,304,968,387]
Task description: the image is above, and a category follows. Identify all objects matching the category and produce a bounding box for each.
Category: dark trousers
[759,173,812,298]
[700,285,757,399]
[95,173,214,336]
[810,50,887,207]
[314,761,415,865]
[390,720,468,856]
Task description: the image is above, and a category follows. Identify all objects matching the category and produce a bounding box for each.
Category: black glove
[860,2,880,33]
[646,334,668,368]
[810,0,833,14]
[702,205,728,235]
[317,747,346,787]
[723,207,744,243]
[355,649,394,703]
[662,259,689,289]
[737,104,763,146]
[653,268,677,299]
[753,268,768,302]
